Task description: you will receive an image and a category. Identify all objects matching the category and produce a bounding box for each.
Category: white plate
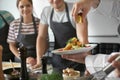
[51,44,97,55]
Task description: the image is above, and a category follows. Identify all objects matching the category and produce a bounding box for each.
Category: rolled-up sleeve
[85,54,119,78]
[7,23,16,43]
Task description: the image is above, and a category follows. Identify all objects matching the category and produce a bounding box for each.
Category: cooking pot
[4,68,20,80]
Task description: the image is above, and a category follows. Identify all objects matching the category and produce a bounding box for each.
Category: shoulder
[10,18,20,27]
[41,6,52,15]
[66,2,74,10]
[34,17,40,22]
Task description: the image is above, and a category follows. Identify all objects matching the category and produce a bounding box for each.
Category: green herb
[40,72,63,80]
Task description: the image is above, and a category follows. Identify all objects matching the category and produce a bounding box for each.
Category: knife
[78,55,120,80]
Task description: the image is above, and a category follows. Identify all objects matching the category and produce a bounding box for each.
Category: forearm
[36,37,48,64]
[76,18,89,44]
[9,43,20,59]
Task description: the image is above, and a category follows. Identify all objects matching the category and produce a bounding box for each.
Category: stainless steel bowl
[3,68,20,80]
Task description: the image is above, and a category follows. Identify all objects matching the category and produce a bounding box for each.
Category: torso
[40,2,76,28]
[7,17,40,42]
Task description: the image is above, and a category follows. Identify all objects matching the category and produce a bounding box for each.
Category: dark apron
[0,14,14,61]
[16,15,37,58]
[50,3,85,72]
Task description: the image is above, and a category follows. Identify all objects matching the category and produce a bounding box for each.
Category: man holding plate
[62,0,120,78]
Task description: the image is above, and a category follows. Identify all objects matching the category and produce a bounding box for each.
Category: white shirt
[85,53,120,80]
[95,0,120,22]
[40,2,76,28]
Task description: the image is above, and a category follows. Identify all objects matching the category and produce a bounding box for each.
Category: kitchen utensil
[9,59,20,76]
[4,68,20,80]
[78,55,120,80]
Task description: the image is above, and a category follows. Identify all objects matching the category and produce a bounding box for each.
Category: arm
[9,42,20,59]
[107,52,120,77]
[85,53,120,78]
[0,45,5,80]
[76,18,89,44]
[72,0,120,22]
[62,12,90,64]
[32,23,48,68]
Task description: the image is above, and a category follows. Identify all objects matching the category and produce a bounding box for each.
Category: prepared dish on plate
[62,67,80,80]
[52,37,97,55]
[62,37,89,51]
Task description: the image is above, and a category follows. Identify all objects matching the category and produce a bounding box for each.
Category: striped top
[0,10,14,29]
[7,17,40,43]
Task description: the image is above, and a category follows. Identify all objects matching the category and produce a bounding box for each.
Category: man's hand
[62,52,91,64]
[108,52,120,77]
[31,61,42,69]
[71,0,100,22]
[26,57,36,66]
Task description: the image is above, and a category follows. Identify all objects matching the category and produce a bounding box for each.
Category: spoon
[9,59,20,75]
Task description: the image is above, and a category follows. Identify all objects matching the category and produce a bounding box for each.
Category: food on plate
[62,68,80,80]
[63,37,87,51]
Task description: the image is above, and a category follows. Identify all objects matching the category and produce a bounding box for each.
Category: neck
[55,3,65,12]
[22,15,33,24]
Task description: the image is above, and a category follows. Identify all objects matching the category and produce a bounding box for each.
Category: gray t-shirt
[40,2,76,28]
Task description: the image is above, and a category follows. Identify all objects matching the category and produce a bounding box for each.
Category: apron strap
[18,14,37,35]
[50,3,70,23]
[65,3,71,22]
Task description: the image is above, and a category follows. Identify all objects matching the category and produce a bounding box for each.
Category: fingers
[113,61,120,70]
[62,54,74,59]
[72,2,82,22]
[62,53,88,63]
[108,54,120,77]
[71,1,90,23]
[84,69,90,76]
[108,54,120,63]
[32,64,41,69]
[26,57,36,66]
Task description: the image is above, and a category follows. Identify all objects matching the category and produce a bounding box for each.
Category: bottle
[41,56,48,74]
[19,45,29,80]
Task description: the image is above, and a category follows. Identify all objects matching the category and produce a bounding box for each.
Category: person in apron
[50,3,86,73]
[7,0,40,66]
[34,0,89,73]
[16,15,37,64]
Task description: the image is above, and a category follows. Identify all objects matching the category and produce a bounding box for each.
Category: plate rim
[51,43,97,55]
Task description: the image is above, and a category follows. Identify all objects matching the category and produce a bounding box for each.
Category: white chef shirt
[85,53,120,80]
[95,0,120,22]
